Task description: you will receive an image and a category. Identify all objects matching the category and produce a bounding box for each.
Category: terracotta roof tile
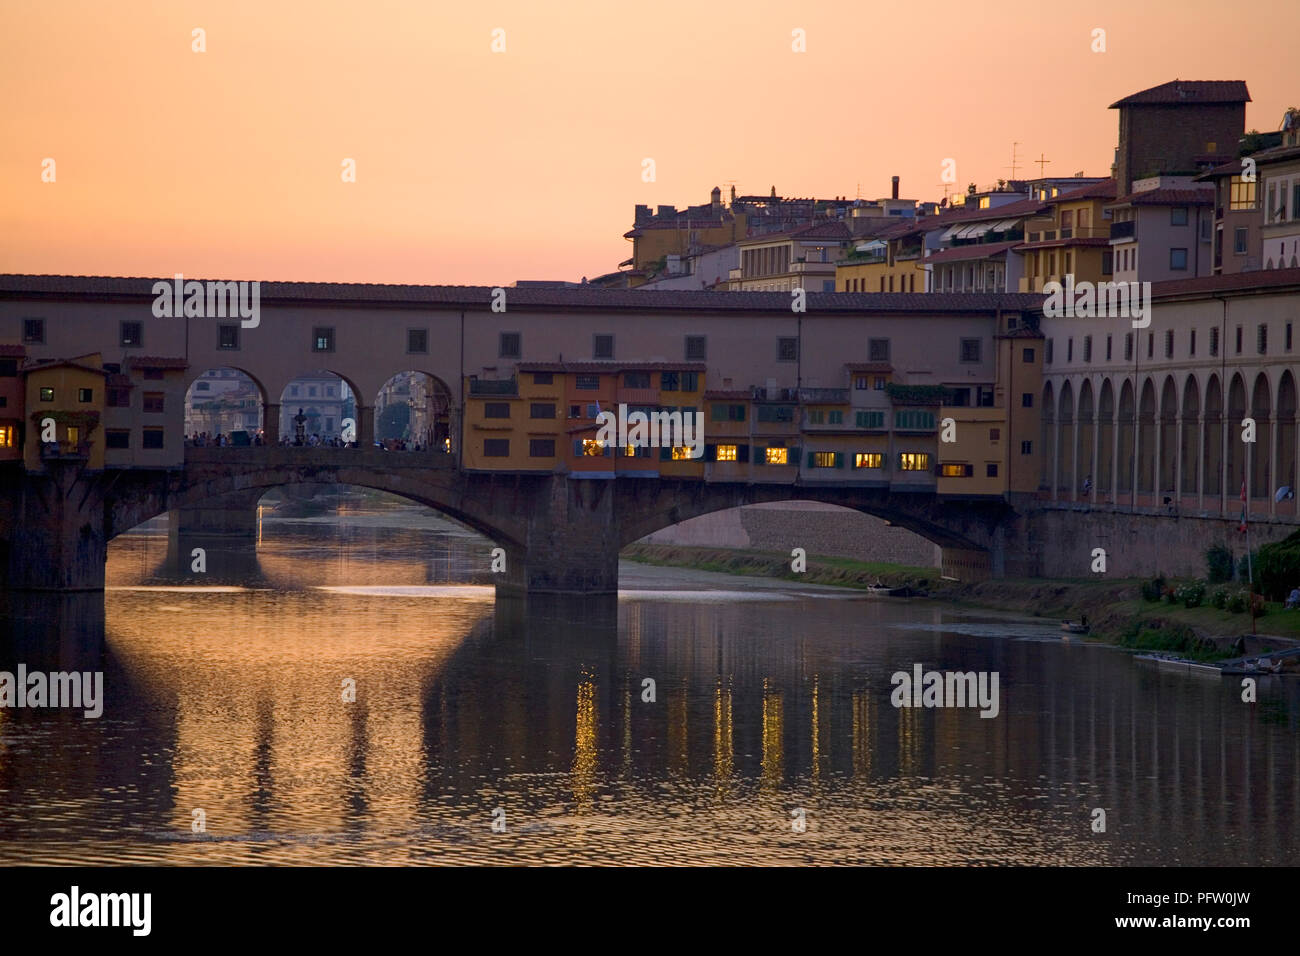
[0,275,1046,314]
[1109,80,1250,108]
[517,361,707,373]
[1150,267,1300,298]
[925,241,1021,264]
[1110,187,1213,206]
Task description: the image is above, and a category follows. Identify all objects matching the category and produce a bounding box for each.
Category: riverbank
[621,543,1300,658]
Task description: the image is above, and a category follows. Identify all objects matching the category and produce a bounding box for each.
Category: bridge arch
[1180,374,1200,497]
[373,370,455,452]
[1251,372,1273,498]
[1159,375,1178,498]
[1205,374,1224,498]
[1118,378,1135,498]
[1056,380,1075,497]
[277,369,361,445]
[1227,372,1248,496]
[184,367,267,442]
[1278,370,1297,500]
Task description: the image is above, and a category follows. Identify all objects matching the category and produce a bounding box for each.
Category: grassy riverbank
[621,543,1300,657]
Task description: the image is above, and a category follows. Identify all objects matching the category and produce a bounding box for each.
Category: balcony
[1110,220,1136,241]
[797,387,849,404]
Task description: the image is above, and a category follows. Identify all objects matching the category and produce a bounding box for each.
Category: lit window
[582,439,605,457]
[766,447,789,465]
[716,444,738,461]
[0,425,13,448]
[671,446,695,460]
[811,451,839,468]
[39,387,54,402]
[854,452,882,469]
[940,463,973,477]
[899,452,930,471]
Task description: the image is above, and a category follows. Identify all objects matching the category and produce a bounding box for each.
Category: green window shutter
[754,446,765,465]
[706,443,717,461]
[807,451,815,468]
[659,446,670,461]
[738,444,750,463]
[835,452,844,468]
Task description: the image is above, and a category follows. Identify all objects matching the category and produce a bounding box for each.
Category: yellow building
[23,354,108,470]
[1018,180,1117,291]
[836,221,926,293]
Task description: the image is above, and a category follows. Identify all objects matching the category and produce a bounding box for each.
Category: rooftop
[1109,80,1250,108]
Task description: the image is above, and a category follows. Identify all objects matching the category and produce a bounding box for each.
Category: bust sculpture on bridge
[293,407,307,446]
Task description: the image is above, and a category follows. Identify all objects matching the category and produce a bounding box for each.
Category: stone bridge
[2,447,1029,595]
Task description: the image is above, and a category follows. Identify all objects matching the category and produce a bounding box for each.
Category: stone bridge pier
[496,478,621,596]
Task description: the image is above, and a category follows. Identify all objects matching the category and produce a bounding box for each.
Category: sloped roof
[1150,267,1300,298]
[925,241,1021,264]
[1109,80,1250,108]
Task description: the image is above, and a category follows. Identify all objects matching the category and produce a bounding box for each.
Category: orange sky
[2,0,1296,286]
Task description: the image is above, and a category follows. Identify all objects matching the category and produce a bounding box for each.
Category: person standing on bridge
[293,408,307,446]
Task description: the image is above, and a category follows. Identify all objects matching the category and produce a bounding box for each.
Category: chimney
[891,176,900,200]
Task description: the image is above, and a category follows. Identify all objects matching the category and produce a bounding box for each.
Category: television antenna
[1005,142,1021,180]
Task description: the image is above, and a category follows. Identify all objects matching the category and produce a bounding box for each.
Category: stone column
[1270,412,1279,517]
[263,402,281,444]
[358,405,375,448]
[1050,412,1060,502]
[1197,416,1206,512]
[8,462,108,591]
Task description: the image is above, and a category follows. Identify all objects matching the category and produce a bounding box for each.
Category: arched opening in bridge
[628,500,967,578]
[1056,381,1074,497]
[1118,379,1135,500]
[1227,373,1248,497]
[1076,380,1094,499]
[1097,379,1114,497]
[184,367,265,444]
[1159,376,1177,498]
[1250,373,1272,500]
[1204,374,1223,498]
[1278,371,1297,511]
[374,371,454,452]
[1180,374,1200,499]
[279,371,355,445]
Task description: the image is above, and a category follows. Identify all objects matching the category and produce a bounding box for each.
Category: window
[313,327,335,352]
[1165,329,1174,358]
[0,359,13,378]
[894,410,935,430]
[959,338,981,363]
[1210,327,1220,356]
[580,439,607,457]
[105,430,130,449]
[143,391,165,413]
[1146,333,1153,358]
[1067,338,1073,362]
[827,410,843,425]
[1234,227,1249,255]
[777,337,799,362]
[1021,393,1033,408]
[497,332,521,359]
[23,318,45,344]
[715,444,739,462]
[1235,325,1243,354]
[854,452,882,469]
[1170,248,1188,270]
[529,402,556,419]
[529,439,555,457]
[808,410,824,424]
[759,405,795,423]
[219,324,240,350]
[1022,348,1034,363]
[533,372,553,385]
[660,371,679,391]
[1046,339,1054,364]
[1230,176,1256,211]
[116,321,142,348]
[407,329,428,354]
[854,375,868,390]
[1106,335,1113,361]
[568,404,581,418]
[107,386,130,407]
[766,447,789,465]
[681,372,699,391]
[941,463,974,478]
[873,377,886,391]
[1101,251,1113,275]
[1171,207,1189,226]
[575,375,600,390]
[1083,336,1092,363]
[685,335,707,361]
[855,410,884,429]
[142,367,164,380]
[989,428,1000,441]
[623,371,651,388]
[1190,329,1196,356]
[711,403,745,422]
[142,428,165,450]
[484,402,511,419]
[1020,440,1033,455]
[811,451,840,468]
[986,463,999,478]
[586,403,600,418]
[898,452,930,471]
[39,386,55,402]
[978,387,994,407]
[1287,322,1293,352]
[868,338,890,362]
[1257,324,1267,354]
[593,334,614,360]
[78,387,93,403]
[671,446,694,460]
[483,438,510,457]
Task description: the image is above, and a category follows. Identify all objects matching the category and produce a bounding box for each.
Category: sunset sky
[2,0,1295,286]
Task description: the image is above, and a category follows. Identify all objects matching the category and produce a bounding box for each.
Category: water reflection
[0,501,1298,865]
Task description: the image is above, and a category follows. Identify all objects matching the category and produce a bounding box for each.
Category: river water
[2,495,1298,865]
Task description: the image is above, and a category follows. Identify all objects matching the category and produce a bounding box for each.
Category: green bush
[1175,581,1206,608]
[1205,545,1234,583]
[1237,551,1259,583]
[1227,591,1247,613]
[1210,586,1230,610]
[1140,575,1167,602]
[1256,529,1300,602]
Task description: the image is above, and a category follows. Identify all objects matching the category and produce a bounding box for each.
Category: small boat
[867,584,913,597]
[1134,653,1224,675]
[1061,620,1090,634]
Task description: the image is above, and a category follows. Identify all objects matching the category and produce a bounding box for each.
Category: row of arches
[1041,369,1299,514]
[183,368,455,448]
